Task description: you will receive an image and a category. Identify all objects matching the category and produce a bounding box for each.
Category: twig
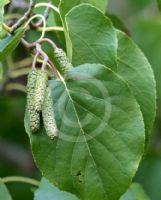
[11,0,35,33]
[32,51,40,70]
[30,4,51,29]
[35,2,60,14]
[24,14,46,41]
[1,176,39,187]
[36,43,59,77]
[37,26,64,32]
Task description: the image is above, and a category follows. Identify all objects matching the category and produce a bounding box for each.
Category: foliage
[0,0,160,200]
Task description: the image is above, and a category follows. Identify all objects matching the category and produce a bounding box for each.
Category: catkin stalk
[26,70,40,133]
[42,86,58,139]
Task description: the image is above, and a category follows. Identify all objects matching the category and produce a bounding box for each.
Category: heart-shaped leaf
[0,179,12,200]
[34,178,80,200]
[65,4,156,142]
[25,64,145,200]
[0,28,24,62]
[65,4,117,70]
[120,183,150,200]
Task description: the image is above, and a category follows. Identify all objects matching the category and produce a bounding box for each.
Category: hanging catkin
[42,86,58,139]
[26,70,40,133]
[54,47,72,74]
[34,70,48,112]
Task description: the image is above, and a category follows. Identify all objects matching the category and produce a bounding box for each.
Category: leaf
[107,14,129,35]
[131,20,161,101]
[25,64,145,200]
[135,154,161,200]
[157,0,161,13]
[0,0,10,7]
[34,178,80,200]
[65,4,156,143]
[65,4,117,69]
[120,183,150,200]
[117,30,156,143]
[0,179,12,200]
[0,28,24,62]
[60,0,108,21]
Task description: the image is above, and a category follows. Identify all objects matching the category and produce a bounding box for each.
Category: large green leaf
[117,31,156,142]
[34,178,80,200]
[120,183,150,200]
[66,4,117,69]
[60,0,108,21]
[65,4,156,142]
[0,28,24,62]
[0,179,12,200]
[25,64,145,200]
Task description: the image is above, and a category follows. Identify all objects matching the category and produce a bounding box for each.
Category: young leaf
[65,4,156,143]
[25,64,145,200]
[0,179,12,200]
[34,178,80,200]
[0,28,24,62]
[65,4,117,70]
[120,183,150,200]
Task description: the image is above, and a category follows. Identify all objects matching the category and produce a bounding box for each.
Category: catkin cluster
[26,69,57,139]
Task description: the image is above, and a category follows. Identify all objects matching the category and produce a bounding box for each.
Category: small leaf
[34,178,80,200]
[0,179,12,200]
[65,4,117,69]
[120,183,150,200]
[0,28,24,62]
[25,64,145,200]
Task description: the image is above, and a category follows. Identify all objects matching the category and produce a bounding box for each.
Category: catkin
[34,70,48,112]
[54,47,72,74]
[42,86,58,139]
[26,70,40,133]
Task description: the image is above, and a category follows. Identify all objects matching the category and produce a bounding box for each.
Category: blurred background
[1,0,161,199]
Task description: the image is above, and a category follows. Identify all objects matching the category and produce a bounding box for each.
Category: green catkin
[34,70,48,112]
[42,86,58,139]
[54,47,72,74]
[26,70,40,133]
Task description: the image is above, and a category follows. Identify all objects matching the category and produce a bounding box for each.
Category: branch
[11,0,35,33]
